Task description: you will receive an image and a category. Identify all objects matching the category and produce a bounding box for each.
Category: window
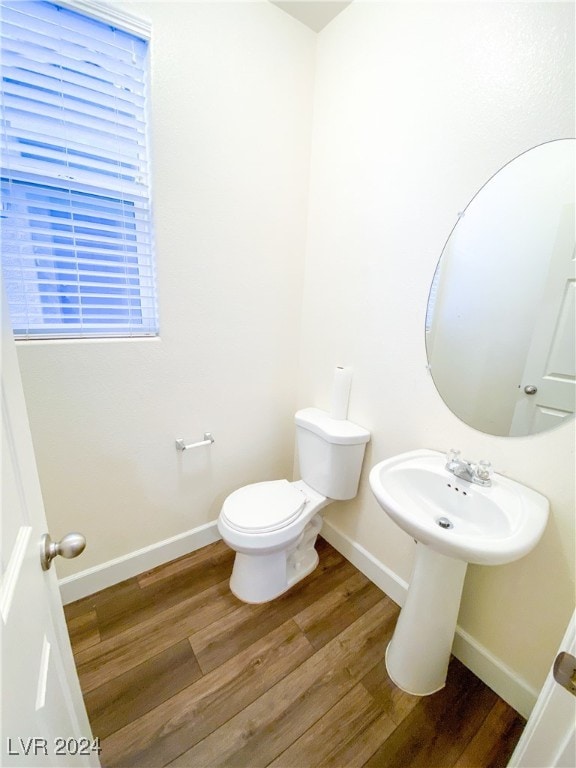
[1,0,158,339]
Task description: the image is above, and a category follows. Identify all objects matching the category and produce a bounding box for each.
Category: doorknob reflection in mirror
[41,532,86,571]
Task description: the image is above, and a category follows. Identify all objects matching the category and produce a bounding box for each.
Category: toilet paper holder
[175,432,215,451]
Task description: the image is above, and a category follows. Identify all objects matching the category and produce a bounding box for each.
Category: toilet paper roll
[330,366,352,420]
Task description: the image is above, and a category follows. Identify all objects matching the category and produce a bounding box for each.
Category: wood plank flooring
[64,537,525,767]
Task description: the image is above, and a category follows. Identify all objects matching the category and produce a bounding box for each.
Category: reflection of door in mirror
[426,139,575,437]
[511,204,575,436]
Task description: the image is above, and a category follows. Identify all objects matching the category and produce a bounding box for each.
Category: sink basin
[369,449,549,565]
[369,449,549,696]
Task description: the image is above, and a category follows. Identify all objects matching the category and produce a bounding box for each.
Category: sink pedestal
[386,542,468,695]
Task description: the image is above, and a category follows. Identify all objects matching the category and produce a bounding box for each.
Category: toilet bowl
[218,407,370,603]
[218,479,330,603]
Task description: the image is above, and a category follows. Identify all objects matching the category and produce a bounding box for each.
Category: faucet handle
[446,448,460,466]
[474,459,492,482]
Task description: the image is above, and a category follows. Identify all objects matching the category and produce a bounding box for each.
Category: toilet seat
[221,479,307,533]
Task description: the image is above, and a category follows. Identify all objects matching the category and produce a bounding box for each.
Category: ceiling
[270,1,353,32]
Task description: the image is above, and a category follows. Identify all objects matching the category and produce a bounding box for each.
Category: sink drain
[437,517,453,529]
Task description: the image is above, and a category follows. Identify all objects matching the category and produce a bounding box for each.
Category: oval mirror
[426,139,575,437]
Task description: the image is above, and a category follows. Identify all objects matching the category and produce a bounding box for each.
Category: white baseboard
[451,627,538,719]
[320,519,409,607]
[58,521,221,604]
[321,519,538,719]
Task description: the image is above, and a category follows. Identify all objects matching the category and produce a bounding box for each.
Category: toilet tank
[294,407,370,500]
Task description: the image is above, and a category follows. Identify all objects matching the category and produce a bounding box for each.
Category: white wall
[300,0,575,699]
[16,0,316,573]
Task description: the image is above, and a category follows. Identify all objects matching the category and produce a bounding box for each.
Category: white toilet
[217,406,370,603]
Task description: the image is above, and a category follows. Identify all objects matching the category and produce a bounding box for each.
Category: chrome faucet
[445,449,492,486]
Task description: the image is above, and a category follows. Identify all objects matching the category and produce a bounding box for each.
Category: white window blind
[1,0,158,339]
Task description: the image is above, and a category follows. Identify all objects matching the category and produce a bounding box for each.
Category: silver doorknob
[41,532,86,571]
[524,385,538,395]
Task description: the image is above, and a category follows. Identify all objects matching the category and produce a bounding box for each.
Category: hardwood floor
[64,537,525,767]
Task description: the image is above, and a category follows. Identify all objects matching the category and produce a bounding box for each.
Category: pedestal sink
[369,449,549,696]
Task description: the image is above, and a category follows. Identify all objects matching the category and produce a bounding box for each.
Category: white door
[508,611,576,768]
[1,295,99,767]
[511,204,575,436]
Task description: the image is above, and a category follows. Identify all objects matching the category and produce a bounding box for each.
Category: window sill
[15,335,162,347]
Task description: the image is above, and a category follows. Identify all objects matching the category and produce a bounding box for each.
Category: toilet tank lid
[295,408,370,445]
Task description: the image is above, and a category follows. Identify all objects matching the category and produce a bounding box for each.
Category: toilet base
[229,515,322,603]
